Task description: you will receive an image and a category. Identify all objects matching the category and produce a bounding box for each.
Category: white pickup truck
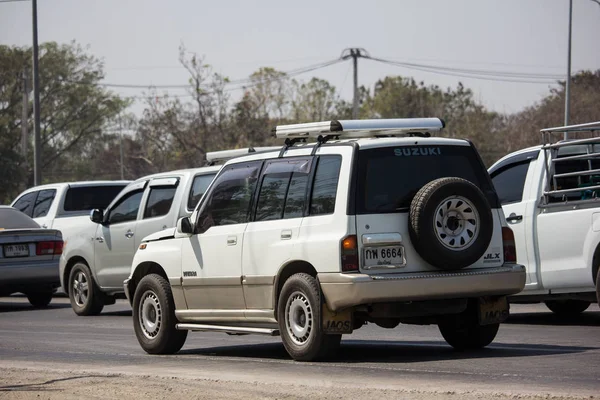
[11,181,130,241]
[489,122,600,315]
[60,147,278,316]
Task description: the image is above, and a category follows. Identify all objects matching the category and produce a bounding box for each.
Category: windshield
[356,145,496,213]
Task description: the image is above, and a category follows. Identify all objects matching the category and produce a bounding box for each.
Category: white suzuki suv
[125,118,525,361]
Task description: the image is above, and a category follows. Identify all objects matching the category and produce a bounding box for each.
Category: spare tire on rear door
[409,177,493,271]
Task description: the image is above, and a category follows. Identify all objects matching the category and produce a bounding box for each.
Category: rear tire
[26,291,53,308]
[132,274,187,354]
[277,273,340,361]
[545,300,590,316]
[68,263,104,316]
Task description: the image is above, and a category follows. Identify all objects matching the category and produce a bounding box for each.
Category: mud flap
[322,304,353,334]
[478,296,509,325]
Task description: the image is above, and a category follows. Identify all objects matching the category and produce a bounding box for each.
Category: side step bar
[176,323,280,336]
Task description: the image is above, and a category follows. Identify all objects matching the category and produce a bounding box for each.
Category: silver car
[0,206,63,307]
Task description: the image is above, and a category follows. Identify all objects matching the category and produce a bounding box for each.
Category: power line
[366,56,563,84]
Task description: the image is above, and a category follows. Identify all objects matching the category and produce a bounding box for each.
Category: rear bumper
[0,259,61,292]
[318,264,526,311]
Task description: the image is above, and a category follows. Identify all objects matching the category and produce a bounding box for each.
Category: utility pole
[564,0,573,140]
[21,70,29,163]
[341,48,369,119]
[32,0,42,184]
[119,116,125,180]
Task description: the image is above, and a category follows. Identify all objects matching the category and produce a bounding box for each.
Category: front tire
[26,291,53,308]
[68,262,104,316]
[439,312,499,350]
[132,274,187,354]
[545,300,590,316]
[277,273,340,361]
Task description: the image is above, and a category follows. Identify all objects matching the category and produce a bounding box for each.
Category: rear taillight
[502,227,516,263]
[341,235,359,272]
[36,241,64,256]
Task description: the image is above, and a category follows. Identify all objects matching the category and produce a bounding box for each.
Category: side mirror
[90,209,104,224]
[176,216,193,235]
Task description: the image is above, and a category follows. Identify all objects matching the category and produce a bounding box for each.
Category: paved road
[0,296,599,398]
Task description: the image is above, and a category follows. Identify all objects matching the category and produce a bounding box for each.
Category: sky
[1,0,600,116]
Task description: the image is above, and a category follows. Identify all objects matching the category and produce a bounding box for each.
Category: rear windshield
[356,145,496,213]
[0,208,40,229]
[64,186,126,212]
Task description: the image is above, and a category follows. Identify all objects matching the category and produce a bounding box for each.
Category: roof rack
[205,146,280,165]
[538,121,600,204]
[272,118,445,140]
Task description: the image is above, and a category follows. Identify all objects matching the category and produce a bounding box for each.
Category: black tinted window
[144,187,176,219]
[188,173,216,210]
[108,191,143,224]
[64,186,126,212]
[12,192,38,217]
[310,156,341,216]
[284,173,308,219]
[197,162,261,231]
[256,174,290,221]
[0,208,40,229]
[491,162,530,205]
[32,189,56,218]
[357,146,493,213]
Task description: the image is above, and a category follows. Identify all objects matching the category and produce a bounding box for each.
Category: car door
[31,189,57,229]
[135,177,180,249]
[181,161,262,312]
[490,151,538,287]
[93,183,146,289]
[242,157,312,310]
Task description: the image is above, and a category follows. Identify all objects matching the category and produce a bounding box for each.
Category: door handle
[506,214,523,223]
[41,224,48,229]
[281,230,292,240]
[227,236,237,246]
[95,237,104,243]
[125,230,134,238]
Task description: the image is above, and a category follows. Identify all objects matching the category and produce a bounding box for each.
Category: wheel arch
[127,261,169,303]
[592,242,600,285]
[272,260,318,320]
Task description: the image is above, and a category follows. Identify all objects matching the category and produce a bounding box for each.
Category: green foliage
[0,41,129,203]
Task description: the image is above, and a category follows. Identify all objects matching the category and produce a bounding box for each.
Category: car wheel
[544,300,590,316]
[26,291,53,308]
[68,262,104,316]
[277,273,341,361]
[132,274,187,354]
[409,177,493,270]
[438,311,499,350]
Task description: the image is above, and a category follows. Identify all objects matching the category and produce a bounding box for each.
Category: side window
[197,162,261,232]
[188,173,216,211]
[310,156,342,216]
[32,189,56,218]
[12,191,38,217]
[144,187,176,219]
[108,191,144,224]
[491,162,530,205]
[254,158,312,222]
[283,173,309,219]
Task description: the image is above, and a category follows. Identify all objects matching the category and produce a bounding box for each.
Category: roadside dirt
[0,367,595,400]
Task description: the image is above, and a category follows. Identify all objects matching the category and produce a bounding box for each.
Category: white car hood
[142,227,176,243]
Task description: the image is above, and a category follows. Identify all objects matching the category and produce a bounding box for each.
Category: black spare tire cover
[409,177,493,270]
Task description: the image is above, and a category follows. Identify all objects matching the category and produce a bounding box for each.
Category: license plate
[322,304,353,334]
[478,296,509,325]
[363,246,404,269]
[3,244,30,258]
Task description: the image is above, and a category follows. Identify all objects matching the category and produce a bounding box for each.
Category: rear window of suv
[64,186,126,212]
[356,145,496,213]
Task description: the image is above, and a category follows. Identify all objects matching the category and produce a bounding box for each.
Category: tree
[291,77,337,122]
[0,41,129,202]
